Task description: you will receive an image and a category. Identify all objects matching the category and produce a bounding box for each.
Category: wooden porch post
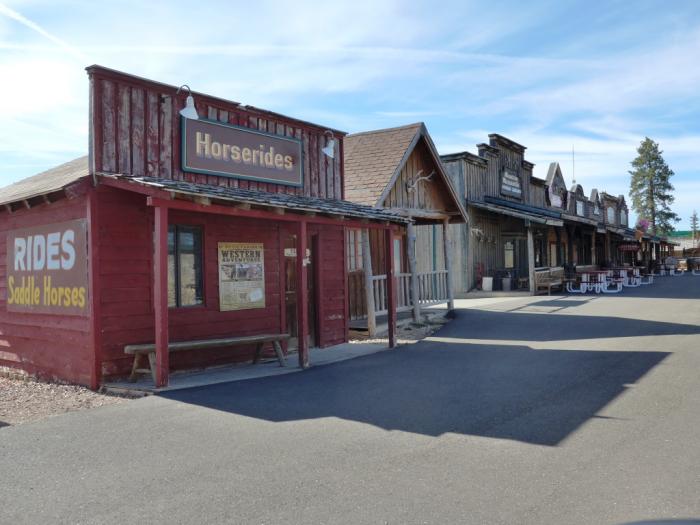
[591,230,597,266]
[527,223,536,295]
[406,222,420,322]
[555,227,562,267]
[361,229,377,337]
[297,220,310,368]
[385,227,397,348]
[442,218,455,311]
[153,205,169,387]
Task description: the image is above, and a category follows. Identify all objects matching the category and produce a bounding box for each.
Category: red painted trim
[385,228,397,348]
[312,232,322,345]
[87,188,102,389]
[278,225,287,353]
[145,195,403,231]
[342,225,349,340]
[154,205,170,386]
[297,221,309,368]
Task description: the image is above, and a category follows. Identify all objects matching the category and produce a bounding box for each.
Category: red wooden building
[0,66,407,388]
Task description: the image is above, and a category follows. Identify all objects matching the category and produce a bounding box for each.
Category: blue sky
[1,0,699,227]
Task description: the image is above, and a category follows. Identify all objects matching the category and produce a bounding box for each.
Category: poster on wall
[218,242,265,311]
[5,219,89,315]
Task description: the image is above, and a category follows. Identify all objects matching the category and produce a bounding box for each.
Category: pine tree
[691,210,699,247]
[629,137,680,234]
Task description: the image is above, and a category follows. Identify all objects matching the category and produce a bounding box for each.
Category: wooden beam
[273,207,285,215]
[153,205,170,387]
[87,189,102,390]
[406,222,420,323]
[22,199,31,209]
[194,195,211,206]
[527,226,536,295]
[443,218,455,311]
[361,229,377,336]
[385,228,397,348]
[146,196,404,231]
[4,204,13,214]
[236,203,252,210]
[43,194,52,205]
[297,220,310,368]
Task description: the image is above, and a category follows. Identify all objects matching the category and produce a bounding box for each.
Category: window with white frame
[346,229,363,271]
[620,209,627,225]
[576,200,585,216]
[607,206,615,224]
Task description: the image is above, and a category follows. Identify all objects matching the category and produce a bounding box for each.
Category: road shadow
[0,421,9,429]
[446,308,700,342]
[161,319,669,446]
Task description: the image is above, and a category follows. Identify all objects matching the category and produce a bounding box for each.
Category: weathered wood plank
[101,79,117,172]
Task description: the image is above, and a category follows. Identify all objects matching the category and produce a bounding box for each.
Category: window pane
[177,227,203,306]
[168,227,176,307]
[504,241,515,268]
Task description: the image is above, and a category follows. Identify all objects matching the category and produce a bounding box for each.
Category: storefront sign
[218,242,265,311]
[501,168,522,198]
[6,219,88,315]
[182,118,303,187]
[618,243,640,252]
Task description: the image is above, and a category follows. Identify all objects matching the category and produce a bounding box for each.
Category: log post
[527,224,536,295]
[591,230,597,266]
[385,228,397,348]
[555,227,562,267]
[406,222,420,322]
[442,218,455,311]
[361,229,376,337]
[153,205,169,387]
[297,221,309,368]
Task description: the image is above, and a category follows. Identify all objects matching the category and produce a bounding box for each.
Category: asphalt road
[2,276,700,524]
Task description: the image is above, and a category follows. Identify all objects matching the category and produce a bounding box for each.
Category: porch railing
[371,270,449,316]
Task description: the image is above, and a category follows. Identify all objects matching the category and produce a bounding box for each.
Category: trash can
[482,276,493,291]
[502,277,512,291]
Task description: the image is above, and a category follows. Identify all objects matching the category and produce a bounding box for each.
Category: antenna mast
[572,144,576,185]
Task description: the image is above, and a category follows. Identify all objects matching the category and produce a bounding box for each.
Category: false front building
[0,66,408,388]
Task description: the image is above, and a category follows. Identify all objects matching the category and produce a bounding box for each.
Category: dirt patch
[0,376,130,428]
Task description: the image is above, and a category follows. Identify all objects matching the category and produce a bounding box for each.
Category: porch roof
[469,200,563,227]
[101,174,411,224]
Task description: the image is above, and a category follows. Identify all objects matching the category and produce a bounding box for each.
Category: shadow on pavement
[162,311,670,446]
[0,421,8,429]
[619,520,700,524]
[444,308,700,342]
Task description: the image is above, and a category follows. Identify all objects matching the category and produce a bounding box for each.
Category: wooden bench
[125,333,290,383]
[534,267,564,295]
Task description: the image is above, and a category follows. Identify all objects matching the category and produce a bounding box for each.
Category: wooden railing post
[407,222,420,322]
[297,221,309,368]
[443,218,454,311]
[527,223,536,296]
[361,229,376,337]
[153,205,169,387]
[385,228,397,348]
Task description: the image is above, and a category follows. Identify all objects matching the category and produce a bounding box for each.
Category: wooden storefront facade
[442,134,669,293]
[343,124,467,333]
[0,65,407,388]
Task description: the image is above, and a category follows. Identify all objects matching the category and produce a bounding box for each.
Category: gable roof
[344,123,422,207]
[343,123,468,222]
[0,156,89,207]
[545,162,565,188]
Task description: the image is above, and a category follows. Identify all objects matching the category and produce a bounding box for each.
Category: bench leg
[147,352,157,385]
[129,353,141,382]
[252,342,263,364]
[272,341,287,367]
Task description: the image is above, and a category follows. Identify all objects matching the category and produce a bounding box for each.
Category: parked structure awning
[469,200,563,227]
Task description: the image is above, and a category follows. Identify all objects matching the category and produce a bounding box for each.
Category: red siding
[89,67,344,200]
[0,194,93,384]
[97,186,347,379]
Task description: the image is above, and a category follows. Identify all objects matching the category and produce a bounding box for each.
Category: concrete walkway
[2,274,700,525]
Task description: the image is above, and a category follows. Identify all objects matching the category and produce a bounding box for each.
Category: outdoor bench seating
[535,268,564,295]
[125,333,290,383]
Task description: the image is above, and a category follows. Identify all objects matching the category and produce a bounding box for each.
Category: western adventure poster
[218,242,265,311]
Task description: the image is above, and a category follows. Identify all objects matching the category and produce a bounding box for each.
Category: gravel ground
[349,312,450,344]
[0,376,128,427]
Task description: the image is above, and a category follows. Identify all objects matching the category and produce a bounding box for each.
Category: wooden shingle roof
[0,156,89,207]
[343,123,422,207]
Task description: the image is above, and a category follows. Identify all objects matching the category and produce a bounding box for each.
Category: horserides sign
[182,118,303,187]
[6,219,89,315]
